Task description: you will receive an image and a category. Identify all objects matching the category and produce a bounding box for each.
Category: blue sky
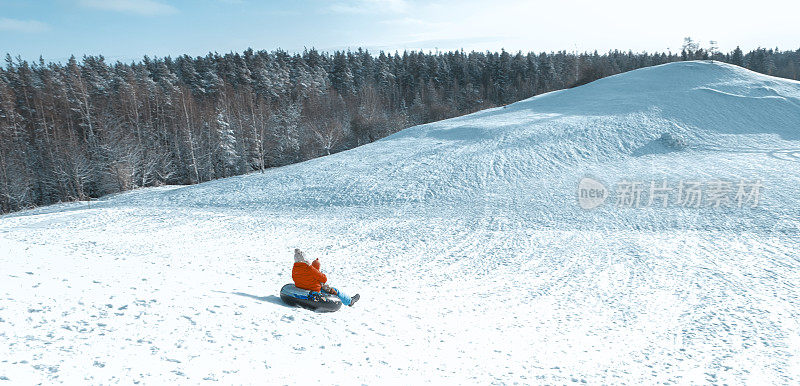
[1,0,798,63]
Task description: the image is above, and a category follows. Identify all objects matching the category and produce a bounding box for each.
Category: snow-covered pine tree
[215,109,239,177]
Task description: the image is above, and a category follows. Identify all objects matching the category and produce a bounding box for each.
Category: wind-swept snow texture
[2,61,799,384]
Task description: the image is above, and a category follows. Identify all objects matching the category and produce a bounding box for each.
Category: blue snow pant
[312,284,352,306]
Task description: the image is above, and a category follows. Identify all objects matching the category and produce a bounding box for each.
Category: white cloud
[379,17,431,26]
[363,0,800,53]
[79,0,178,16]
[327,0,408,14]
[0,18,49,33]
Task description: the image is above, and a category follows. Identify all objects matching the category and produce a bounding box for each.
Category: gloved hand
[321,283,337,295]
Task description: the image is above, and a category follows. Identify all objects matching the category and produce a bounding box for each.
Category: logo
[578,177,608,209]
[576,177,762,210]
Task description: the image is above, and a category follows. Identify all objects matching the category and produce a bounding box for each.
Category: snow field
[2,61,799,383]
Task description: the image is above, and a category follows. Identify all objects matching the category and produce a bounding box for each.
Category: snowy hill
[2,61,799,384]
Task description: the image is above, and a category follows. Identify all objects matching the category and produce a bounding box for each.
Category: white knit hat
[294,248,309,264]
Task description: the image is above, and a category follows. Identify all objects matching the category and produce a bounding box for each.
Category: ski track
[1,61,799,384]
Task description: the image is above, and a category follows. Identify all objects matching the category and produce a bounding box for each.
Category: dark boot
[349,294,360,307]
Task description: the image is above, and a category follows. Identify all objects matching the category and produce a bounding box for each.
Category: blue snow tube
[280,283,342,312]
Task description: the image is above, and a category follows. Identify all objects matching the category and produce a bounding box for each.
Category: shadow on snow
[231,292,293,308]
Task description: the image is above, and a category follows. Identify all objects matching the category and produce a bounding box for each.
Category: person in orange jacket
[292,249,359,307]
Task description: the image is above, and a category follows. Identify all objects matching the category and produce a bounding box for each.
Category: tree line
[1,45,799,213]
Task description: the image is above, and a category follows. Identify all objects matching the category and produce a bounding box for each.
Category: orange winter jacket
[292,259,327,291]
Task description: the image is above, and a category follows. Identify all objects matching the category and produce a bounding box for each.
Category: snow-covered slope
[2,61,799,384]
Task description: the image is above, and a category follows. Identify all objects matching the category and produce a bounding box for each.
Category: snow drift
[1,61,799,384]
